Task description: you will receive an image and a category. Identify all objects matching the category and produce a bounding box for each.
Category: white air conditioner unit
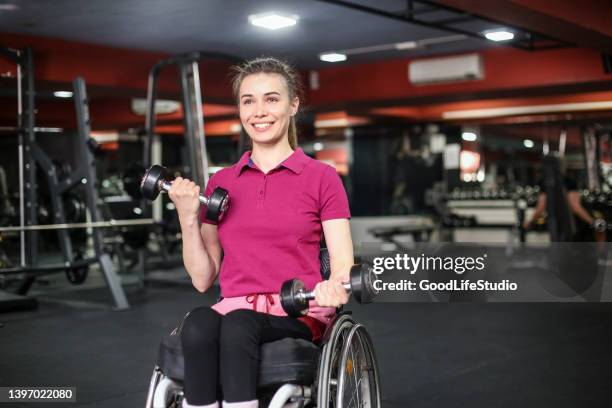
[408,53,483,85]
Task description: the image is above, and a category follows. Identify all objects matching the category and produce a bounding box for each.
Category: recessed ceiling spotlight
[0,3,18,10]
[249,12,298,30]
[319,52,347,63]
[484,29,515,42]
[53,91,73,98]
[462,132,477,141]
[523,139,534,148]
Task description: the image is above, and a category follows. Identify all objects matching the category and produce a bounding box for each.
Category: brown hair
[231,57,303,149]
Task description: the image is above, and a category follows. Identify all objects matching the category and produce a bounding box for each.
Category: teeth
[254,123,272,129]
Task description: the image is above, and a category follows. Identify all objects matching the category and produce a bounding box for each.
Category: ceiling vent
[408,53,483,85]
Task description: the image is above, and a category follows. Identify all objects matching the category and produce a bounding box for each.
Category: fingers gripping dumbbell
[280,264,379,318]
[140,165,229,222]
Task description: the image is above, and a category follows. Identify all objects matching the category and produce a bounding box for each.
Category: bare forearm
[323,219,354,283]
[526,194,546,226]
[568,192,594,225]
[330,255,353,283]
[179,215,216,292]
[572,206,594,225]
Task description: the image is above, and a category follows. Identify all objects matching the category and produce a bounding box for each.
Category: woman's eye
[267,97,279,103]
[242,99,253,105]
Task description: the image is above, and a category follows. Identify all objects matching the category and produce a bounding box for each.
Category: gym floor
[1,272,611,408]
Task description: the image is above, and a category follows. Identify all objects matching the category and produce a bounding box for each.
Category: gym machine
[0,47,135,310]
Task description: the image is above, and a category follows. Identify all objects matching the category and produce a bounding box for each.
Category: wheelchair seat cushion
[157,333,184,381]
[157,334,319,387]
[258,338,319,387]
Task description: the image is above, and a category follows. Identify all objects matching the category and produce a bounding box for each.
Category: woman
[168,57,354,408]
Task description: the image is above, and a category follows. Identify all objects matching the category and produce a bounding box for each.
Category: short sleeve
[319,165,351,221]
[200,173,219,225]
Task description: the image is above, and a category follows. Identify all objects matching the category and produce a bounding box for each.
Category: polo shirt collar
[234,150,252,177]
[234,148,309,177]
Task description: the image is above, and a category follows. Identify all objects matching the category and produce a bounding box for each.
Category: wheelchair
[145,251,381,408]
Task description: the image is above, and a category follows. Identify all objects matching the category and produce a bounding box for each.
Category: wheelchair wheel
[145,367,183,408]
[145,368,162,408]
[316,314,381,408]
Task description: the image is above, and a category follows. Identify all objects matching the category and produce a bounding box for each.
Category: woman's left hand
[314,278,349,308]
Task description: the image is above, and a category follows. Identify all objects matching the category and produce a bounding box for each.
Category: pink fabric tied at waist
[211,293,335,327]
[246,293,275,314]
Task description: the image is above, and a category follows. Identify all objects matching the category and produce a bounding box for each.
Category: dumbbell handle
[296,282,352,302]
[159,180,210,205]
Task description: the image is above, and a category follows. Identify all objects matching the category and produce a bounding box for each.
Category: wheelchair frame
[145,312,380,408]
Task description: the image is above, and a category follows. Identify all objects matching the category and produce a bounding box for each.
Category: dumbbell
[140,165,229,222]
[593,218,607,232]
[280,264,379,318]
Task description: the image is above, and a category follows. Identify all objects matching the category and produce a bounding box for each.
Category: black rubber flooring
[1,283,611,408]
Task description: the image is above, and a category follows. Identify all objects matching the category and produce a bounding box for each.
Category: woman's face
[238,73,299,147]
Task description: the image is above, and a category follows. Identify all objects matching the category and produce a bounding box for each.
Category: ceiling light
[0,3,18,10]
[462,132,477,141]
[395,41,418,50]
[319,52,347,63]
[53,91,73,98]
[484,30,515,42]
[523,139,534,148]
[249,12,298,30]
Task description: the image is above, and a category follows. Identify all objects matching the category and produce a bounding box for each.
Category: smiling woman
[167,57,354,408]
[236,72,299,153]
[231,57,303,154]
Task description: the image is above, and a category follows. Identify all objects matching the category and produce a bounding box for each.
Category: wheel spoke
[347,375,364,407]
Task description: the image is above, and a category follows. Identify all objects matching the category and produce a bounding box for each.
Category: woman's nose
[255,100,266,116]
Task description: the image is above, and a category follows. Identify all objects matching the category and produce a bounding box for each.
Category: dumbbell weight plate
[140,165,167,200]
[205,187,229,222]
[593,218,607,232]
[350,264,378,304]
[280,279,308,318]
[63,192,86,223]
[123,163,146,199]
[65,252,89,285]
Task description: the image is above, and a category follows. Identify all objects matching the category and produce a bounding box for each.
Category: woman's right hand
[168,176,201,220]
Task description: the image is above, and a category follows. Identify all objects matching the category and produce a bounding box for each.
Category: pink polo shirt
[201,148,350,298]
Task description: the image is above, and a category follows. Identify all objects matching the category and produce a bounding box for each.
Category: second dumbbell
[140,165,229,222]
[280,263,379,318]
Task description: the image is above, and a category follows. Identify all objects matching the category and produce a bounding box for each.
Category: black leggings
[181,307,312,405]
